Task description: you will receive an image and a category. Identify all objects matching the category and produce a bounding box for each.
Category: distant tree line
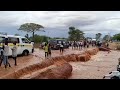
[68,26,84,41]
[16,22,120,43]
[112,33,120,41]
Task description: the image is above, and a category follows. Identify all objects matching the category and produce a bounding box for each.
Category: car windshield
[22,38,30,43]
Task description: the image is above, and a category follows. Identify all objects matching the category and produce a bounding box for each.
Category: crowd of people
[0,41,17,69]
[0,38,110,69]
[42,41,65,59]
[69,40,99,50]
[42,40,110,59]
[43,43,52,59]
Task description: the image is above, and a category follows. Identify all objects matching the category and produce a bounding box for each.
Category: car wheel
[23,50,29,56]
[117,68,120,72]
[111,76,119,79]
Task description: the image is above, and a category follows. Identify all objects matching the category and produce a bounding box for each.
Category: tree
[68,27,76,41]
[112,33,120,41]
[68,27,84,41]
[18,23,44,42]
[25,34,29,39]
[96,33,102,41]
[103,35,109,42]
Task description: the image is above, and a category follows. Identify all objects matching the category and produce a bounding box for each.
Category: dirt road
[0,47,85,77]
[0,46,120,79]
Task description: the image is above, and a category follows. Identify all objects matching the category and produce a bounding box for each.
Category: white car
[0,34,34,56]
[103,71,120,79]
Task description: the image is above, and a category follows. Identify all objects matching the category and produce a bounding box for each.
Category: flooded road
[69,51,120,79]
[0,47,87,77]
[0,47,119,79]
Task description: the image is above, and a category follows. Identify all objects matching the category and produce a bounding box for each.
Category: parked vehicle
[48,39,69,50]
[0,34,34,56]
[103,71,120,79]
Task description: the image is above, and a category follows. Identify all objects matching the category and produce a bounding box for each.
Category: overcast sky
[0,11,120,38]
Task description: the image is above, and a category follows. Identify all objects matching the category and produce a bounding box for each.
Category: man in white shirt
[3,42,11,68]
[60,42,64,54]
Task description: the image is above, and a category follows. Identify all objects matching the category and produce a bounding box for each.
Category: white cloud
[0,11,120,37]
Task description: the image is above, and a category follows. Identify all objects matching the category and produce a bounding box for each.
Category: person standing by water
[76,41,79,50]
[106,42,109,48]
[3,42,11,68]
[83,40,86,48]
[0,45,4,67]
[71,41,74,50]
[78,41,81,50]
[48,43,51,58]
[11,42,17,66]
[73,41,76,50]
[79,41,83,50]
[60,42,64,54]
[43,43,49,59]
[87,41,89,48]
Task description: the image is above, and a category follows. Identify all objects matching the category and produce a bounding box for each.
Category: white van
[0,34,34,56]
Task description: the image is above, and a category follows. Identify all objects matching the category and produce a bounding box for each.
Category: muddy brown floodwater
[0,46,119,79]
[69,50,120,79]
[0,47,87,78]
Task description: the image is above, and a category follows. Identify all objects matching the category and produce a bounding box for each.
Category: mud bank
[1,48,99,79]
